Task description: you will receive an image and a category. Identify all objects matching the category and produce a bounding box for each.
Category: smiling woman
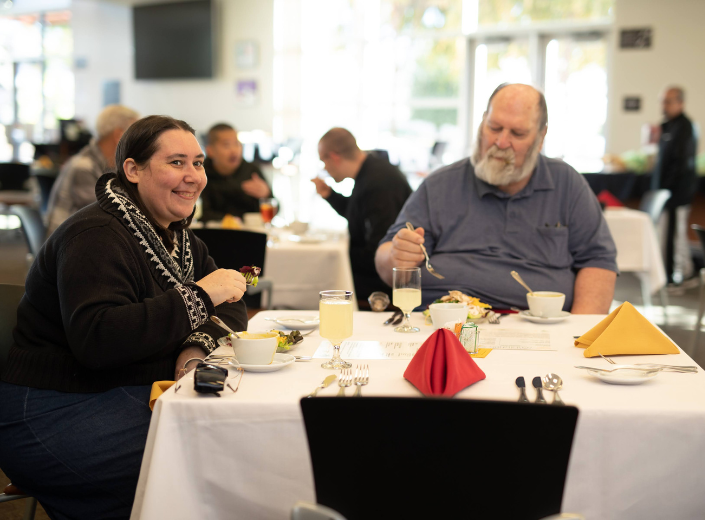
[0,115,249,519]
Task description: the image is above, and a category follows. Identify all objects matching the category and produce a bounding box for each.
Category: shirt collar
[472,154,555,199]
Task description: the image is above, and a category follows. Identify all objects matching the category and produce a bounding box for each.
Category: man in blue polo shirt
[375,83,618,313]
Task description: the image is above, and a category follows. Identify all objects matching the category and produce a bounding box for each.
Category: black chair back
[0,284,25,373]
[191,228,268,307]
[0,163,30,191]
[10,205,46,258]
[639,189,671,225]
[301,397,579,520]
[35,174,57,215]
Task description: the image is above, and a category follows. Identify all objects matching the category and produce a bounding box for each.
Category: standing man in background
[45,105,139,236]
[312,127,412,303]
[652,86,698,285]
[200,123,273,222]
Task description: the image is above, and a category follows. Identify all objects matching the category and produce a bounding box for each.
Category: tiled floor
[1,225,704,519]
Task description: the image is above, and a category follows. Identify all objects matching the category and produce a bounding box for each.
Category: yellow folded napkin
[574,302,679,357]
[149,381,176,411]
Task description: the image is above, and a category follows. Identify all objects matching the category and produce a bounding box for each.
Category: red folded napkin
[404,328,486,396]
[597,189,624,208]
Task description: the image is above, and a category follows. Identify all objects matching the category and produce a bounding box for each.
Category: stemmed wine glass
[393,267,421,333]
[319,290,353,369]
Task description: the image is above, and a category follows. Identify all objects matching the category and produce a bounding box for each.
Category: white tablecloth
[264,232,356,310]
[132,311,705,520]
[603,208,667,296]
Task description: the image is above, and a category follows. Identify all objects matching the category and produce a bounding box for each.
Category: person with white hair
[375,83,618,313]
[45,104,140,236]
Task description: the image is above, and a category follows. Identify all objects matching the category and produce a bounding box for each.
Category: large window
[0,10,74,163]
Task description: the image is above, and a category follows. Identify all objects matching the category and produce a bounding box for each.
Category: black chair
[10,205,46,266]
[191,228,272,309]
[0,283,37,520]
[300,397,579,520]
[0,163,30,191]
[34,174,57,216]
[690,224,705,357]
[639,189,671,225]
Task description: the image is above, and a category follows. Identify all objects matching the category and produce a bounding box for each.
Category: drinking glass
[393,267,421,333]
[259,198,278,227]
[319,290,353,369]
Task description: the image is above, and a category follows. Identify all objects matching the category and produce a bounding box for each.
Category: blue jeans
[0,381,152,520]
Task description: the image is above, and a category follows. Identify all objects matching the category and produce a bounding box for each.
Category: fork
[599,353,697,373]
[487,311,502,324]
[337,369,353,396]
[353,364,369,397]
[405,222,444,279]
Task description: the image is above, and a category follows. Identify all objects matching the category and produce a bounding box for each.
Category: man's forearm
[571,267,617,314]
[374,242,395,286]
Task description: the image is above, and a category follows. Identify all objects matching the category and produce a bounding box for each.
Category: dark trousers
[666,206,677,283]
[0,381,152,520]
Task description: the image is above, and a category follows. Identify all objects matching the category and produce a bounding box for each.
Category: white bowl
[428,302,468,329]
[230,331,278,365]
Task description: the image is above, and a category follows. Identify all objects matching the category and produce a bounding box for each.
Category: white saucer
[239,353,296,372]
[585,366,659,385]
[271,315,319,330]
[519,310,571,323]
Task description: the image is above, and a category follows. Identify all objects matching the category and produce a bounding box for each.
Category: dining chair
[300,397,579,520]
[191,228,273,310]
[0,283,38,520]
[10,205,46,268]
[0,163,30,192]
[689,224,705,357]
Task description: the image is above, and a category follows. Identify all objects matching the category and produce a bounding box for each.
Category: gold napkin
[149,381,176,411]
[574,302,679,357]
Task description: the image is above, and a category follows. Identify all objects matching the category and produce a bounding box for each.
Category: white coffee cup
[230,331,278,365]
[429,302,468,329]
[243,212,264,229]
[527,291,566,318]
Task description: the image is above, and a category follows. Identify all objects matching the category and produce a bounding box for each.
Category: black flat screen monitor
[133,0,213,80]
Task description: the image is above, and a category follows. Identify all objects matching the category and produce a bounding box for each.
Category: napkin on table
[404,328,486,396]
[574,301,679,357]
[149,381,175,411]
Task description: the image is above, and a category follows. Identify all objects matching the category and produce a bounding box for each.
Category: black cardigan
[2,174,247,393]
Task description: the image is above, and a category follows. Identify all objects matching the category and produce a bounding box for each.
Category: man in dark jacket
[200,123,273,222]
[652,86,698,284]
[312,127,412,303]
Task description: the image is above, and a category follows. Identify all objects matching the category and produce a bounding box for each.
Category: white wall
[72,0,274,136]
[608,0,705,154]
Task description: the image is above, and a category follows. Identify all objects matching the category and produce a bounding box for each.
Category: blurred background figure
[200,123,273,222]
[44,104,140,237]
[651,86,698,285]
[312,127,412,305]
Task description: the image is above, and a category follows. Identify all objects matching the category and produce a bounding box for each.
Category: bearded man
[375,83,618,312]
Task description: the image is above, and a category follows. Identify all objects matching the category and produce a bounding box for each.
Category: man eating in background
[375,83,618,312]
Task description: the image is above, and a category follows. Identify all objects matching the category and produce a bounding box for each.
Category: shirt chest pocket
[533,226,571,268]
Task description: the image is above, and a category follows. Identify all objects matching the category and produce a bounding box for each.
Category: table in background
[264,231,356,310]
[603,208,667,306]
[132,311,705,520]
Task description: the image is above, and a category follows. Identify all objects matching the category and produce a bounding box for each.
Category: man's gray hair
[486,83,548,130]
[96,105,140,140]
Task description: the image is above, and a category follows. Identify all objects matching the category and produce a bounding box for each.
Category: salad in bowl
[422,290,491,323]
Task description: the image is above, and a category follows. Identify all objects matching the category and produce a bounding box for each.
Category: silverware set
[307,365,370,398]
[594,352,697,373]
[383,310,404,326]
[515,374,564,404]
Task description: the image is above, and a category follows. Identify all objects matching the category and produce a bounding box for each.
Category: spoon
[510,271,533,295]
[541,373,565,406]
[210,316,241,339]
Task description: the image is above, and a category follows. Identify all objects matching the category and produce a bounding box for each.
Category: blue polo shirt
[380,155,618,310]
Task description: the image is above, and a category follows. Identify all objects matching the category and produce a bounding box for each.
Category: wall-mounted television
[133,0,213,80]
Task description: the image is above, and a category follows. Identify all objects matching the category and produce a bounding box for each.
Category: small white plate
[239,353,296,372]
[586,365,659,385]
[271,316,320,330]
[519,310,571,323]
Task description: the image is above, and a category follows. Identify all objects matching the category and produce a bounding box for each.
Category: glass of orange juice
[259,198,277,227]
[319,290,353,369]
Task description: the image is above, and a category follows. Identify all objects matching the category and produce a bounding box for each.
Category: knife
[532,376,547,404]
[515,376,529,403]
[307,375,337,397]
[294,356,312,362]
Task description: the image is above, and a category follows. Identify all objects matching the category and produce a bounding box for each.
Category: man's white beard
[471,131,542,187]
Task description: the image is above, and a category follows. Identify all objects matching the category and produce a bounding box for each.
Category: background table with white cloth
[603,208,667,305]
[263,231,356,310]
[132,311,705,520]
